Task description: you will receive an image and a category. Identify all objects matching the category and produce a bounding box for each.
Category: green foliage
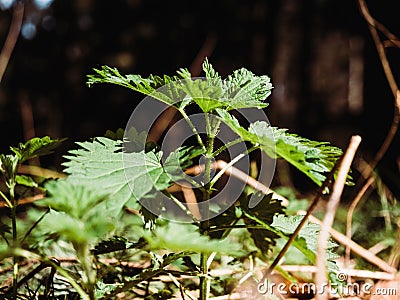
[216,109,344,185]
[39,179,115,243]
[271,215,339,262]
[240,192,285,253]
[62,137,193,214]
[0,154,18,189]
[10,136,66,164]
[87,65,190,106]
[87,59,273,112]
[0,61,349,299]
[144,222,244,256]
[92,236,146,255]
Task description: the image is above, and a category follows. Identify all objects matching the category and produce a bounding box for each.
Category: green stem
[9,184,19,298]
[0,190,12,208]
[178,107,206,152]
[77,243,96,300]
[211,138,243,157]
[199,113,220,300]
[164,191,200,223]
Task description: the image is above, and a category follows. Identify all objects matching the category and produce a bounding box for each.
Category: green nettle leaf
[39,179,115,243]
[202,59,272,110]
[87,59,273,113]
[92,236,146,255]
[181,78,226,113]
[240,192,286,253]
[0,154,19,186]
[104,128,125,140]
[15,174,38,188]
[62,137,191,214]
[10,136,65,163]
[216,109,344,185]
[87,65,190,106]
[271,214,340,273]
[144,222,244,256]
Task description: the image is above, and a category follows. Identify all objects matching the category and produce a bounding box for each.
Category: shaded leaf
[0,154,19,186]
[240,192,285,253]
[92,236,147,255]
[16,174,38,188]
[10,136,65,163]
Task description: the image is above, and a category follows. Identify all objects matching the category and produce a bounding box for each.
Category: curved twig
[346,1,400,272]
[0,2,24,82]
[357,0,400,177]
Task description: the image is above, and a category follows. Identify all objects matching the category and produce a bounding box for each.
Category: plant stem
[179,107,206,151]
[211,138,243,157]
[165,191,200,223]
[199,113,219,300]
[77,243,96,300]
[9,184,19,298]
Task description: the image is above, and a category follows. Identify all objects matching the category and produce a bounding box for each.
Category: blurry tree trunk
[270,0,304,128]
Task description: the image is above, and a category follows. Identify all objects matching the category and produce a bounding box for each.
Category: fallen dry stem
[307,214,396,274]
[315,135,362,300]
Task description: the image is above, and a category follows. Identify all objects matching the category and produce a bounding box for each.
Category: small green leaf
[0,154,19,186]
[202,59,272,110]
[39,179,115,243]
[16,175,38,188]
[104,128,125,140]
[87,65,189,106]
[271,214,339,274]
[144,222,244,256]
[10,136,65,163]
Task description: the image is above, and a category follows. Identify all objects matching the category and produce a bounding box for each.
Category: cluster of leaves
[0,60,345,299]
[88,59,344,186]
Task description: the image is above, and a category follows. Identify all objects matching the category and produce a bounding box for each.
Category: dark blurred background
[0,0,399,194]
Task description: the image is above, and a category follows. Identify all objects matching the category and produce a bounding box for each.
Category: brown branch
[18,164,66,179]
[177,160,288,206]
[0,193,44,208]
[0,2,24,82]
[315,135,362,300]
[308,214,396,274]
[357,0,400,179]
[357,0,400,52]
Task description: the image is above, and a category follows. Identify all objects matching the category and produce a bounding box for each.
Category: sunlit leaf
[217,109,345,185]
[144,222,244,256]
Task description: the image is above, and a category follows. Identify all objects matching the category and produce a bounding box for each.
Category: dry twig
[315,135,362,300]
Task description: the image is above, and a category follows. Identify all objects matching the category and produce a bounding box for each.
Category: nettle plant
[0,59,344,299]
